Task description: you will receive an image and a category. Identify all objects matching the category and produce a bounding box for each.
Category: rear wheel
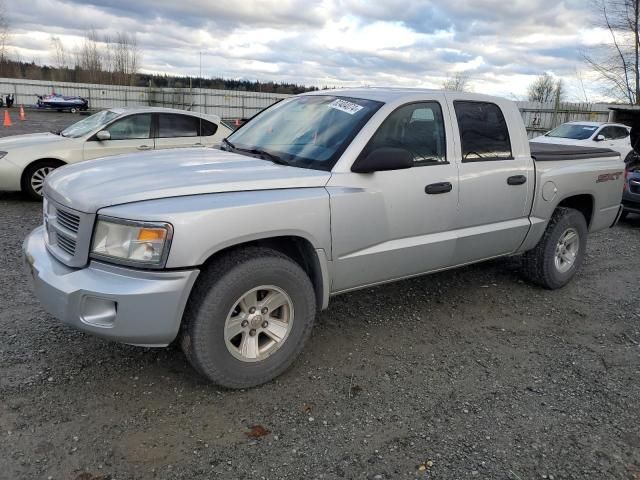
[521,207,588,289]
[22,160,63,200]
[620,210,629,221]
[180,247,316,388]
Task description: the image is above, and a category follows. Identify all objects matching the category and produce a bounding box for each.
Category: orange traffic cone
[3,110,12,127]
[19,105,25,121]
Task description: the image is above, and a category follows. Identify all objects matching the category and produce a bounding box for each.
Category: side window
[454,101,512,162]
[158,114,200,138]
[364,102,447,165]
[106,114,151,140]
[198,119,219,137]
[598,126,615,140]
[612,126,630,139]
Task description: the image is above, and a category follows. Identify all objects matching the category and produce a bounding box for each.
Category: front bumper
[23,226,199,346]
[622,189,640,215]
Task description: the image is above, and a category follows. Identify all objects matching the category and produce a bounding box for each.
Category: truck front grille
[43,197,95,268]
[55,232,77,255]
[56,209,81,233]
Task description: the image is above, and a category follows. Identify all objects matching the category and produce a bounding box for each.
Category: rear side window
[363,101,447,166]
[199,119,218,137]
[158,114,200,138]
[454,101,512,162]
[600,126,629,140]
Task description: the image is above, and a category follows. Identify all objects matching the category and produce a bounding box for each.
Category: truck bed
[529,143,620,161]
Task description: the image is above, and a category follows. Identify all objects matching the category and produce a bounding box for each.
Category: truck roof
[302,87,503,104]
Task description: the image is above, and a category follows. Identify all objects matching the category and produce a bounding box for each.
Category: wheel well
[202,236,325,310]
[21,158,66,186]
[557,194,594,227]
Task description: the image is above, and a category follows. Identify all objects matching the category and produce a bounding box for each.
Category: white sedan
[530,121,633,160]
[0,107,232,199]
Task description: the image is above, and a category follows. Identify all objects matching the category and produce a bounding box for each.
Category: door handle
[507,175,527,185]
[425,182,453,194]
[137,145,152,151]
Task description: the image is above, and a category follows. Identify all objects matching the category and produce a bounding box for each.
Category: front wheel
[180,247,316,388]
[22,160,62,200]
[521,207,588,289]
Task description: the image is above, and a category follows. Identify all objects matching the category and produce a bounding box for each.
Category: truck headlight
[91,216,173,268]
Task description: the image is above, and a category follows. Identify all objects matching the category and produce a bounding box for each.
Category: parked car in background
[0,107,232,199]
[622,160,640,219]
[530,121,633,161]
[24,89,625,389]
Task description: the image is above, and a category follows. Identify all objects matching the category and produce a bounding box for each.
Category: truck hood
[0,132,69,149]
[44,148,332,213]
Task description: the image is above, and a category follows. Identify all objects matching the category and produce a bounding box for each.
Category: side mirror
[351,147,413,174]
[595,134,605,142]
[96,130,111,141]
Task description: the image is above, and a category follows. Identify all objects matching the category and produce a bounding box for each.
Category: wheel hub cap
[31,167,56,196]
[554,227,579,274]
[224,285,294,362]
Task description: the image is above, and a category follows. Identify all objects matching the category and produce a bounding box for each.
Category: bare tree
[527,73,564,103]
[49,35,69,81]
[442,72,469,91]
[105,32,141,85]
[584,0,640,104]
[0,0,10,74]
[77,28,103,84]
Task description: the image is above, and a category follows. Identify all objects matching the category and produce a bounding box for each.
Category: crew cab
[23,89,625,388]
[0,107,231,199]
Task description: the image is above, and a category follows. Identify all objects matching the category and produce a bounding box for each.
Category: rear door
[154,113,209,150]
[598,125,632,158]
[446,98,533,263]
[83,113,153,160]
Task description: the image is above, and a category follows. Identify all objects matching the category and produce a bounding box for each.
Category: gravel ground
[1,113,639,480]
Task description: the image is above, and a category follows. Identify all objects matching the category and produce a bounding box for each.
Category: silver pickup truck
[23,89,625,388]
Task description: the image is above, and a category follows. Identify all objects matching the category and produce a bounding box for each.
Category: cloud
[5,0,605,99]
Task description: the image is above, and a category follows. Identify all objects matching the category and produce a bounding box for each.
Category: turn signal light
[137,228,167,241]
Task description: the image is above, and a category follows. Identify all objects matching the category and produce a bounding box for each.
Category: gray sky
[7,0,610,100]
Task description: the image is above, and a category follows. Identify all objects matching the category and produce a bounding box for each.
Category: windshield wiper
[225,139,290,166]
[222,137,235,151]
[240,147,290,166]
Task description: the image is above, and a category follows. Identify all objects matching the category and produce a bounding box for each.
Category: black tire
[21,160,63,201]
[180,247,317,388]
[521,207,588,289]
[620,210,629,221]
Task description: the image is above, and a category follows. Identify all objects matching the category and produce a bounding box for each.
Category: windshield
[60,110,119,138]
[226,95,383,171]
[545,124,598,140]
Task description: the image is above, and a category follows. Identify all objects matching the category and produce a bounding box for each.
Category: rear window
[454,101,512,162]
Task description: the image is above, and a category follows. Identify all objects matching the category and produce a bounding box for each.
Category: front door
[328,99,460,292]
[83,113,154,160]
[447,98,533,264]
